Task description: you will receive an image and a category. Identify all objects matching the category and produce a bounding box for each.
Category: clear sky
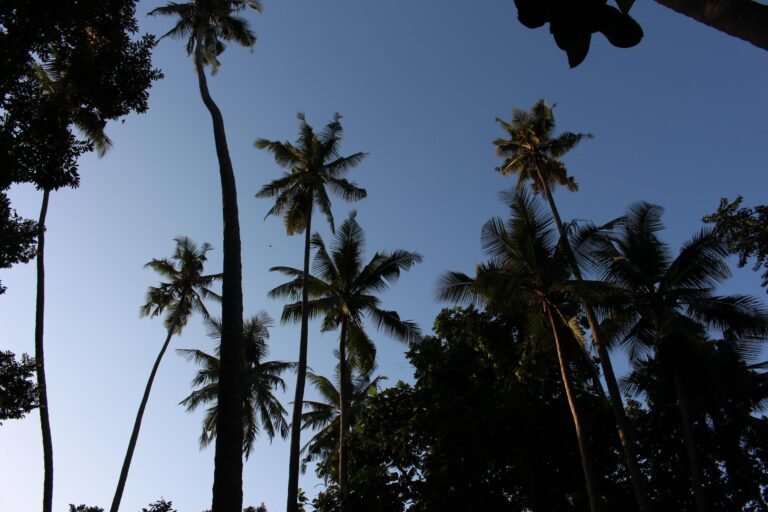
[2,1,768,511]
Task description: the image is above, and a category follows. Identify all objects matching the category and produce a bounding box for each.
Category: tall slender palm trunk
[110,308,183,512]
[674,371,709,512]
[533,160,651,512]
[35,189,53,512]
[545,304,600,512]
[286,203,313,512]
[337,318,350,512]
[194,39,245,512]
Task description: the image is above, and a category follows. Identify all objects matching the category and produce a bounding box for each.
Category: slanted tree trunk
[110,307,184,512]
[545,304,600,512]
[338,318,350,512]
[194,36,245,512]
[35,189,53,512]
[654,0,768,52]
[674,370,709,512]
[286,202,314,512]
[533,159,651,512]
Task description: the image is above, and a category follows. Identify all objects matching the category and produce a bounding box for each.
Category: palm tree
[300,366,386,481]
[269,212,421,509]
[110,237,221,512]
[494,99,651,512]
[438,190,608,512]
[148,3,259,509]
[30,62,111,512]
[255,113,367,512]
[178,313,294,458]
[593,202,768,512]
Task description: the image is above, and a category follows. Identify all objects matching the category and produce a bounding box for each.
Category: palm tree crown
[270,212,423,353]
[149,0,261,72]
[255,113,367,235]
[493,99,591,195]
[300,366,385,478]
[594,202,767,361]
[140,237,222,333]
[178,313,293,458]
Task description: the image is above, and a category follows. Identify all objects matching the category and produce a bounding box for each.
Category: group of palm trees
[109,105,422,512]
[23,0,764,508]
[438,100,768,512]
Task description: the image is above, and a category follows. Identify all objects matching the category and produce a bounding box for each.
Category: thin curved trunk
[545,304,600,512]
[338,317,349,512]
[533,159,651,512]
[286,203,313,512]
[194,38,245,512]
[674,370,709,512]
[35,189,53,512]
[110,309,182,512]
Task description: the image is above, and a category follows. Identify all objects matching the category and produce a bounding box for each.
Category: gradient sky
[2,1,768,511]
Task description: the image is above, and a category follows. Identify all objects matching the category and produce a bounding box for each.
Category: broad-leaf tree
[256,113,367,512]
[704,196,768,293]
[111,237,221,512]
[0,351,38,424]
[178,313,293,457]
[148,2,261,509]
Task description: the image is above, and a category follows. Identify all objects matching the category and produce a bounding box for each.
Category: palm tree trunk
[286,203,313,512]
[533,159,651,512]
[194,38,245,512]
[545,304,600,512]
[110,310,183,512]
[35,189,53,512]
[653,0,768,52]
[674,370,709,512]
[338,318,349,512]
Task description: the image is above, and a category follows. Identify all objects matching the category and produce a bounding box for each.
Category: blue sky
[2,1,768,511]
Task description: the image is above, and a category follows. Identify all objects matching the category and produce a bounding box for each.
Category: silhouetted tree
[149,2,260,508]
[0,192,36,295]
[178,313,293,457]
[141,499,176,512]
[256,113,366,512]
[439,190,609,512]
[594,202,768,512]
[0,4,160,510]
[111,238,221,512]
[0,351,38,424]
[270,212,419,509]
[494,99,650,511]
[68,505,104,512]
[704,196,768,293]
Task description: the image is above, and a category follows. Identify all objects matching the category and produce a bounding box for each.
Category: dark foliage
[314,307,629,511]
[68,505,104,512]
[513,0,643,67]
[705,196,768,293]
[0,350,38,424]
[0,192,37,295]
[626,337,768,511]
[142,498,177,512]
[0,0,161,284]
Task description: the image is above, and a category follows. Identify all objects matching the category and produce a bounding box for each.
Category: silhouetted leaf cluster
[0,350,38,424]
